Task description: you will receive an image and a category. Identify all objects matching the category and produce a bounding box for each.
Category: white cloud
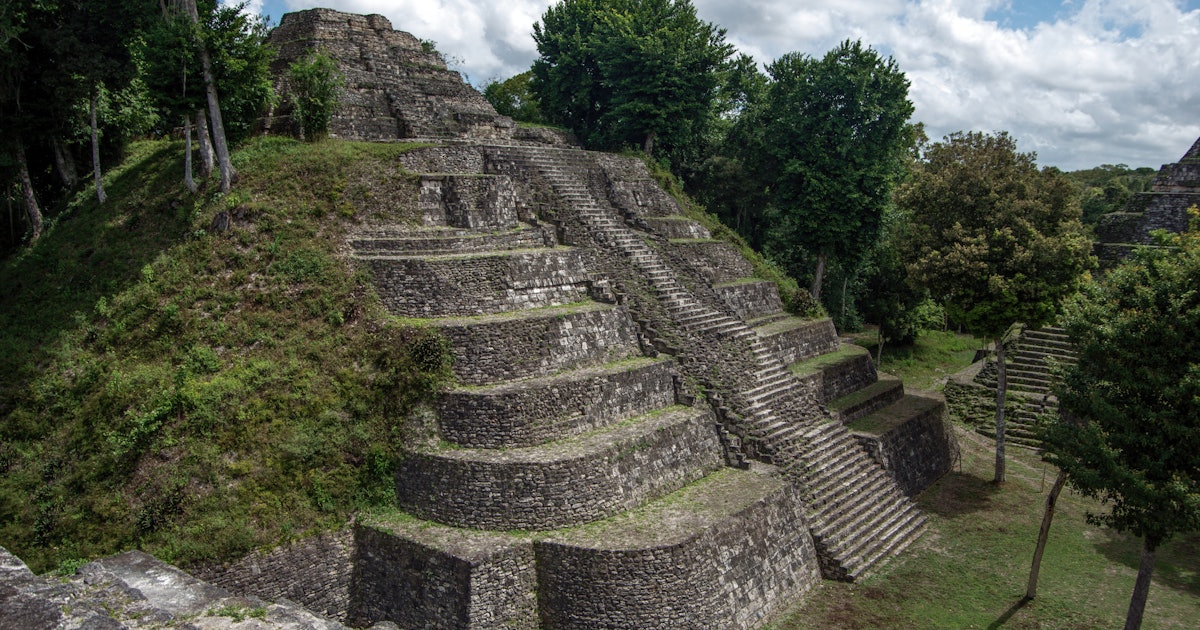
[258,0,1200,170]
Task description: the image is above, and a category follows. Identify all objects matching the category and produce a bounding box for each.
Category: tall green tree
[287,50,342,142]
[1041,211,1200,629]
[483,71,544,124]
[901,131,1094,482]
[758,40,915,301]
[531,0,732,171]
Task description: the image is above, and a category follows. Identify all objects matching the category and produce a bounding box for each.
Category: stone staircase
[973,326,1077,448]
[484,142,932,582]
[343,145,823,627]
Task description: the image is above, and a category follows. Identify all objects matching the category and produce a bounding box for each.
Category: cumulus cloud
[258,0,1200,169]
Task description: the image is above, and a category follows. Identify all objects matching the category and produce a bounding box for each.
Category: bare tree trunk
[1025,468,1067,599]
[811,252,828,301]
[184,0,234,192]
[90,88,107,204]
[50,137,78,189]
[994,338,1007,483]
[196,109,214,179]
[15,146,43,243]
[643,131,656,156]
[183,115,197,193]
[1123,538,1158,630]
[876,326,885,365]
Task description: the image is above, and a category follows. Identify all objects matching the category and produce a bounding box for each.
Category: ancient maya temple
[0,9,956,628]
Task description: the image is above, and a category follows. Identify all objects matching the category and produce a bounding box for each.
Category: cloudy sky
[244,0,1199,171]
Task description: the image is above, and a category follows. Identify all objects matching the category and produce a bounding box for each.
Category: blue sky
[242,1,1200,171]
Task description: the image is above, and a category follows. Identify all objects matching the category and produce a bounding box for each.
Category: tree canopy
[900,130,1093,482]
[531,0,732,170]
[1042,211,1200,628]
[483,71,544,124]
[757,40,915,301]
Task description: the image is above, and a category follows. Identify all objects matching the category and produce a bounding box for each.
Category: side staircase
[976,326,1078,448]
[485,142,933,581]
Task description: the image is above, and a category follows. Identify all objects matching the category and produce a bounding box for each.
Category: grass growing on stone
[0,137,451,573]
[848,329,986,391]
[789,344,870,378]
[770,428,1200,629]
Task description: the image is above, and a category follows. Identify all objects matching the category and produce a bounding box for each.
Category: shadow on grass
[919,470,1005,519]
[1094,531,1200,596]
[986,597,1031,629]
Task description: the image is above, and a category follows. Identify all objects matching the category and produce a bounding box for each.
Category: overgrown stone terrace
[0,9,956,628]
[1094,135,1200,265]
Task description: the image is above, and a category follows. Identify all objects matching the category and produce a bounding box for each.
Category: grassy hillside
[0,138,451,573]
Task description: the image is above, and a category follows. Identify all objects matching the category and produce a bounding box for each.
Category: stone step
[842,507,927,581]
[362,247,591,318]
[396,405,724,530]
[789,344,878,405]
[535,464,822,628]
[826,373,906,425]
[753,317,840,366]
[348,226,545,255]
[435,301,642,386]
[437,356,678,448]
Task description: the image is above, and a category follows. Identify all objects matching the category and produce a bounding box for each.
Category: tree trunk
[15,146,43,243]
[643,131,656,156]
[811,252,828,301]
[1025,468,1067,599]
[994,337,1007,483]
[876,326,885,366]
[183,115,197,193]
[90,88,107,204]
[1123,538,1158,630]
[50,137,78,189]
[184,0,234,192]
[196,109,214,179]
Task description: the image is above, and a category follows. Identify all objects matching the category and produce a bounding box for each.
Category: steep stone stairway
[999,325,1077,447]
[485,142,929,581]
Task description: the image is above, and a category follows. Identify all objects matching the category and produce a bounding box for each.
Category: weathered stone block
[437,357,678,448]
[713,279,784,321]
[436,302,643,386]
[396,407,724,529]
[849,394,955,497]
[670,240,755,284]
[755,317,840,366]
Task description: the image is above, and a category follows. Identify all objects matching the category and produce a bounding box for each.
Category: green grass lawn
[769,428,1200,629]
[848,328,987,391]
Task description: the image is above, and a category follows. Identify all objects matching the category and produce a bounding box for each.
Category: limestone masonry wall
[759,319,840,366]
[643,217,712,239]
[419,175,518,229]
[671,240,756,284]
[192,530,355,622]
[534,480,821,629]
[395,408,724,529]
[436,357,678,448]
[352,525,537,629]
[366,248,591,317]
[714,280,785,321]
[437,305,642,385]
[855,400,956,497]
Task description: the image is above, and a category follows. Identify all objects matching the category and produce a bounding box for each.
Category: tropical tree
[901,131,1094,482]
[287,50,342,142]
[1041,210,1200,629]
[531,0,732,171]
[758,40,915,301]
[483,71,543,124]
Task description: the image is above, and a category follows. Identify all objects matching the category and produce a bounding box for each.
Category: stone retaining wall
[366,248,590,317]
[854,399,956,497]
[757,318,840,366]
[534,480,820,629]
[795,351,878,404]
[419,174,518,229]
[643,217,711,239]
[437,357,678,448]
[395,408,723,529]
[437,304,642,385]
[398,145,487,175]
[192,530,355,622]
[352,524,537,629]
[671,240,755,284]
[714,280,785,321]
